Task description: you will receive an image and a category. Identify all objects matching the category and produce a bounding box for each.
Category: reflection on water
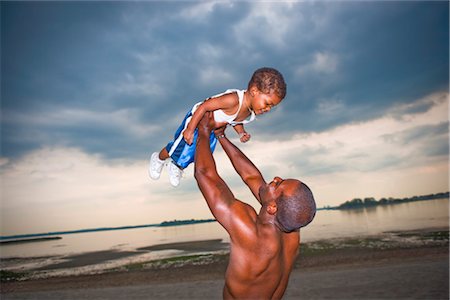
[302,198,449,242]
[1,199,448,258]
[0,221,229,258]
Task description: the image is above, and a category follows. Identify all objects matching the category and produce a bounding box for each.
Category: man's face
[259,177,301,204]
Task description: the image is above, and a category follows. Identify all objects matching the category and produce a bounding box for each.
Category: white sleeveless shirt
[210,89,256,126]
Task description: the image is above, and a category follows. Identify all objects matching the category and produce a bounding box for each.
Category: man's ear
[267,203,277,215]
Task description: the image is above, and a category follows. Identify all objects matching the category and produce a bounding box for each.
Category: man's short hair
[275,182,316,233]
[248,67,287,100]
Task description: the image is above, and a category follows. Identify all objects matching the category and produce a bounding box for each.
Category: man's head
[260,177,316,233]
[248,67,287,100]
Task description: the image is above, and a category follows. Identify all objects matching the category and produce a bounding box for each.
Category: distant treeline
[159,218,216,227]
[1,219,217,242]
[333,192,449,210]
[0,236,62,245]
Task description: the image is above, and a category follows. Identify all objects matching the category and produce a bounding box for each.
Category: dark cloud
[382,122,448,146]
[1,1,448,160]
[400,122,449,159]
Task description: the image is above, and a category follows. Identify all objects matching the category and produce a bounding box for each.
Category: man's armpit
[215,181,235,204]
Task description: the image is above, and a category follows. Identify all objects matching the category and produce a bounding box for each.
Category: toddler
[149,67,286,187]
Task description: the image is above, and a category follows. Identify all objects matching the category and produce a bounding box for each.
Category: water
[1,199,448,259]
[301,198,449,242]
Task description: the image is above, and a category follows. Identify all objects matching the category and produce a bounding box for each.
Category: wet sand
[1,228,448,299]
[137,238,229,252]
[8,258,450,299]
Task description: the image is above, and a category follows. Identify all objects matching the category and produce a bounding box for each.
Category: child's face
[251,91,282,115]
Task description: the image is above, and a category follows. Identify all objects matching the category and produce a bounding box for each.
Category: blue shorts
[165,104,217,169]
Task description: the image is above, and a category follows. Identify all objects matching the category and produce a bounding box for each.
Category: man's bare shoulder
[227,199,258,237]
[230,198,257,220]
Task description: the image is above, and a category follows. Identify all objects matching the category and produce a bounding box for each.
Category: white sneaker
[149,152,165,180]
[168,160,183,187]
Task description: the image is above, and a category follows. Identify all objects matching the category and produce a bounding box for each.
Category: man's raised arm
[215,127,266,204]
[194,113,235,230]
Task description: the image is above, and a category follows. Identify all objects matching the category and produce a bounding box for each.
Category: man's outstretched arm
[215,127,266,204]
[194,113,235,230]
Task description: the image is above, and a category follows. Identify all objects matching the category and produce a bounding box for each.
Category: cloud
[1,2,448,235]
[232,2,299,50]
[178,1,233,21]
[2,1,448,161]
[1,91,447,235]
[0,147,210,235]
[108,71,166,99]
[229,91,449,201]
[316,96,346,116]
[1,106,161,159]
[388,92,448,119]
[198,66,234,87]
[295,51,339,78]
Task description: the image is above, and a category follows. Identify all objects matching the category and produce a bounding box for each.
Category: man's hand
[214,125,227,138]
[198,111,215,134]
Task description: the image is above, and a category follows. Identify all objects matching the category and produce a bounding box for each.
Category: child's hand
[239,132,251,143]
[183,129,194,145]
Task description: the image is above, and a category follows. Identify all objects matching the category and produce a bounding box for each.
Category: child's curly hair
[248,67,287,99]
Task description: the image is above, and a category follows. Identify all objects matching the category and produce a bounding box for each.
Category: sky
[1,1,449,236]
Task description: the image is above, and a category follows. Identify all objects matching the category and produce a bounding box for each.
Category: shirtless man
[194,113,316,299]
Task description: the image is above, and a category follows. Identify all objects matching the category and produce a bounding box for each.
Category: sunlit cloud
[230,91,448,203]
[1,92,447,235]
[0,147,209,235]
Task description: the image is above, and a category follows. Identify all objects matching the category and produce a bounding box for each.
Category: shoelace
[151,159,164,171]
[169,163,183,178]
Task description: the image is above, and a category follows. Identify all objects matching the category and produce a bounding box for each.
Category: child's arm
[232,124,251,143]
[183,94,238,145]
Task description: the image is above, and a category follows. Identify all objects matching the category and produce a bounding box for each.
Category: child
[149,67,286,187]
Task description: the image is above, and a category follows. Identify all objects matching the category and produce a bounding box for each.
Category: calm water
[1,199,448,259]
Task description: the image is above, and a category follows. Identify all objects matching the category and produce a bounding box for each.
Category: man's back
[223,200,300,299]
[194,114,314,299]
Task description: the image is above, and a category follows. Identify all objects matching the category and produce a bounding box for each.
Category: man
[194,113,316,299]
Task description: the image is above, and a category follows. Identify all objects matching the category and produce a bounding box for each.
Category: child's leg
[173,130,217,169]
[158,148,170,160]
[149,148,167,180]
[164,101,204,168]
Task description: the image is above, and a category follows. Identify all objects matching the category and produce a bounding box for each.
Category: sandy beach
[1,228,448,299]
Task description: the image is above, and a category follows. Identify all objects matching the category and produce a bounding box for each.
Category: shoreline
[0,219,217,242]
[1,227,448,294]
[2,196,447,243]
[0,237,62,245]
